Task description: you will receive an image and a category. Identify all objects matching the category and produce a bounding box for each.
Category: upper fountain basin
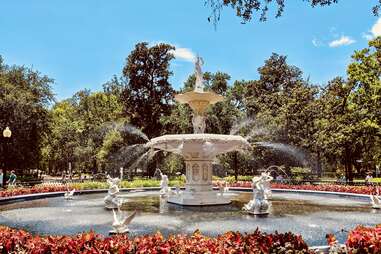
[146,133,251,160]
[175,91,224,115]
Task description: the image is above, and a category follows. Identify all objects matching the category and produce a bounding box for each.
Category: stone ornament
[243,172,273,215]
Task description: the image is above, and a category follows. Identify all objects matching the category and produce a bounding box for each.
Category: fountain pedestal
[168,159,230,205]
[148,134,249,206]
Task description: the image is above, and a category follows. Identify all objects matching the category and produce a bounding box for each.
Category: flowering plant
[345,225,381,253]
[0,185,67,198]
[0,226,312,253]
[226,181,377,195]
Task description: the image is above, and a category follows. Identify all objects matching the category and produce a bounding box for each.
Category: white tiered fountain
[147,56,250,206]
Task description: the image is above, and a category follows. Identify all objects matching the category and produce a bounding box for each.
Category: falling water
[230,117,256,135]
[128,150,160,172]
[264,165,289,178]
[245,127,271,140]
[102,121,149,141]
[105,144,147,176]
[255,142,308,166]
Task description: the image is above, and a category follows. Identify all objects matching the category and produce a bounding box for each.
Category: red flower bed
[0,226,312,254]
[345,225,381,253]
[1,182,377,198]
[0,185,67,198]
[227,182,376,195]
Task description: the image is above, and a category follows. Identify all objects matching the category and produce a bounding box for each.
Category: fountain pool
[0,190,380,246]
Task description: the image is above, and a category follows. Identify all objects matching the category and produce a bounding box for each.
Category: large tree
[121,42,175,139]
[0,56,54,179]
[206,0,380,24]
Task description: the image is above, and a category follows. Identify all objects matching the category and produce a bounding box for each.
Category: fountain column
[167,156,230,205]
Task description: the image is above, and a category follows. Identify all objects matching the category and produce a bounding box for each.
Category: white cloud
[329,36,356,48]
[171,47,196,62]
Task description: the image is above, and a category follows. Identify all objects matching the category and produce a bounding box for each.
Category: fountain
[147,56,250,206]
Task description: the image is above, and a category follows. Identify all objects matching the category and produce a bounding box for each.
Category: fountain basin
[147,134,250,159]
[1,190,379,247]
[147,134,250,206]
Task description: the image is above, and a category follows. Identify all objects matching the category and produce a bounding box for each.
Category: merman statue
[104,175,122,209]
[243,172,273,215]
[160,173,170,196]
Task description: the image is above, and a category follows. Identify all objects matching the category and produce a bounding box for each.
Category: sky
[0,0,380,100]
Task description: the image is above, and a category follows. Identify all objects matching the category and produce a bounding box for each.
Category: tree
[245,53,303,118]
[243,53,320,175]
[206,0,380,24]
[347,37,381,176]
[121,42,175,139]
[0,56,54,179]
[42,87,124,175]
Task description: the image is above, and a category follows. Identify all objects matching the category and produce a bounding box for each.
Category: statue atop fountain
[243,172,273,215]
[194,56,204,93]
[104,175,122,209]
[147,56,251,206]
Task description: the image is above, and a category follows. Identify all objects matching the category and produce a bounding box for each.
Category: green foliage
[206,0,380,25]
[5,38,381,182]
[0,57,54,170]
[121,42,175,139]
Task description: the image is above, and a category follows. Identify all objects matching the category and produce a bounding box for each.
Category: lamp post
[2,127,12,187]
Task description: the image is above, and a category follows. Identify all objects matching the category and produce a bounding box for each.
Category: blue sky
[0,0,380,100]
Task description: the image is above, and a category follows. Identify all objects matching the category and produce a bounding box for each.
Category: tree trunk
[345,147,353,183]
[316,152,322,177]
[233,152,238,181]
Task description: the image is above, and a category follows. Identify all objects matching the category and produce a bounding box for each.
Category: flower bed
[0,226,312,254]
[2,225,381,253]
[0,185,67,198]
[1,180,378,198]
[228,182,376,195]
[345,225,381,253]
